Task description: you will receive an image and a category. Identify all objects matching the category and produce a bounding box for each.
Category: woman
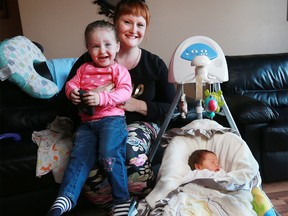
[65,0,176,213]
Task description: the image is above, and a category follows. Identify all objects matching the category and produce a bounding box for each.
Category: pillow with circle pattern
[0,35,58,99]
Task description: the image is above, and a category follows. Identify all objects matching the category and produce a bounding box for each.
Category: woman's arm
[124,50,176,124]
[119,97,148,116]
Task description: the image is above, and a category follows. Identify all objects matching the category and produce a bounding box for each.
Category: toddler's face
[197,153,221,172]
[87,28,120,68]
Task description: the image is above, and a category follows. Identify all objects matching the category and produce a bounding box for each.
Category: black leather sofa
[0,67,82,216]
[219,53,288,183]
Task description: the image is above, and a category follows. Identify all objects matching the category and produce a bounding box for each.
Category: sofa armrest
[225,94,279,124]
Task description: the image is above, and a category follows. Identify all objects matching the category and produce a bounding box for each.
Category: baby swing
[149,35,238,161]
[140,36,279,216]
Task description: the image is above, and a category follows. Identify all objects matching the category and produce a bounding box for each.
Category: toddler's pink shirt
[65,62,132,122]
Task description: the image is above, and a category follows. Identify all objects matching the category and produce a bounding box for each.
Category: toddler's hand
[70,89,81,105]
[82,91,100,106]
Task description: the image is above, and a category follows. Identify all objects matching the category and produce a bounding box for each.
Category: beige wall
[18,0,288,65]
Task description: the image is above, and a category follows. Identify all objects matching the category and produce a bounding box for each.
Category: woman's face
[115,14,147,49]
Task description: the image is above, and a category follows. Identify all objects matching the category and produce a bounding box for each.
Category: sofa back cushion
[0,78,78,134]
[222,53,288,108]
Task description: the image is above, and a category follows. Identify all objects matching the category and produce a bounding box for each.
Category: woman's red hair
[113,0,150,27]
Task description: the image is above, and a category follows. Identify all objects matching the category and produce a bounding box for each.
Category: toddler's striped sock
[113,199,131,216]
[47,196,72,216]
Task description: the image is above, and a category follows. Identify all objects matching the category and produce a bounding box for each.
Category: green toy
[204,89,224,119]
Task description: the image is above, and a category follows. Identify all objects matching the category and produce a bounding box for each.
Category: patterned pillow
[0,35,58,98]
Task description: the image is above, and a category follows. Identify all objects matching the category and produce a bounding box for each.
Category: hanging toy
[180,93,188,119]
[204,89,224,119]
[204,95,218,119]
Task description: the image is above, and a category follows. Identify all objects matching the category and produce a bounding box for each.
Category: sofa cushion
[262,151,288,182]
[262,125,288,152]
[0,78,78,133]
[0,135,57,197]
[262,107,288,152]
[224,94,279,124]
[223,53,288,108]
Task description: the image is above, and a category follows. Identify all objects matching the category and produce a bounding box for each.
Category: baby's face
[198,153,220,172]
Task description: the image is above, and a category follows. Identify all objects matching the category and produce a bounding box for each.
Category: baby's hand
[70,89,81,105]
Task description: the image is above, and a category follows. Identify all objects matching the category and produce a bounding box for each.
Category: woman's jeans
[58,116,130,207]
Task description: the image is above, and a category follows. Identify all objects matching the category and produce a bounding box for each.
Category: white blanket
[32,116,73,183]
[138,182,256,215]
[143,119,259,215]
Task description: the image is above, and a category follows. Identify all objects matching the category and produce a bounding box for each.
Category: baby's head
[188,149,220,172]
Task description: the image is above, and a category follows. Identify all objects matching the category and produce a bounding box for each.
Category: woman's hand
[119,97,148,116]
[92,82,115,93]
